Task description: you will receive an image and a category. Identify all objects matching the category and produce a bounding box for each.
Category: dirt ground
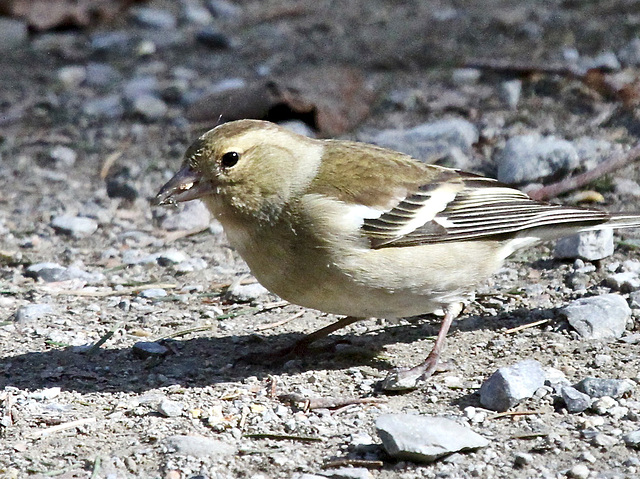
[2,1,640,478]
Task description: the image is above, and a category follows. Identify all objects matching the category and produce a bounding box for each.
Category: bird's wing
[362,171,611,248]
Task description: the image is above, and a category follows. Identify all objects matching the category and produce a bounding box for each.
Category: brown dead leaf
[0,0,144,31]
[187,66,376,137]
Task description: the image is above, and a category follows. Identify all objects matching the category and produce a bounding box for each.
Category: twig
[155,325,216,341]
[160,226,211,244]
[488,410,546,420]
[45,283,178,297]
[256,311,305,331]
[279,393,387,411]
[32,417,97,438]
[503,319,549,334]
[86,322,121,355]
[100,151,124,179]
[243,433,323,442]
[528,144,640,201]
[322,459,384,469]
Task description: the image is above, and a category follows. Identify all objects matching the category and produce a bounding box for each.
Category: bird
[155,119,640,390]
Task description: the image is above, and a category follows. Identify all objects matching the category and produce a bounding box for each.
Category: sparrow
[155,119,640,390]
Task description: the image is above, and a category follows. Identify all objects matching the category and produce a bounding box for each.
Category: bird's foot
[381,358,454,391]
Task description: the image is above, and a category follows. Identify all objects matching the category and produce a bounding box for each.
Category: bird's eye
[220,151,240,168]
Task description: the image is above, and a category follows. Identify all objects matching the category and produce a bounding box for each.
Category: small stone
[49,145,77,168]
[132,95,168,121]
[85,62,121,87]
[51,215,98,237]
[604,271,640,292]
[182,0,213,24]
[513,452,534,467]
[593,354,612,368]
[25,263,67,282]
[479,359,546,412]
[139,288,168,299]
[90,31,132,52]
[496,134,579,184]
[554,229,614,262]
[157,399,184,417]
[567,464,590,479]
[57,66,86,88]
[131,7,177,29]
[205,0,242,18]
[575,377,635,398]
[195,27,232,49]
[591,396,617,414]
[451,68,481,85]
[14,304,54,324]
[560,294,629,340]
[28,387,61,401]
[226,282,271,303]
[0,18,28,50]
[163,435,236,458]
[591,433,617,447]
[498,79,521,109]
[132,341,169,359]
[375,414,489,463]
[619,38,640,66]
[623,430,640,448]
[319,467,373,479]
[156,250,189,266]
[123,76,159,102]
[160,200,211,231]
[83,95,124,119]
[561,386,592,413]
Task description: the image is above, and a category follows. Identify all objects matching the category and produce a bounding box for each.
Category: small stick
[161,226,210,244]
[528,144,640,201]
[32,417,97,438]
[322,459,384,469]
[279,393,387,410]
[243,433,323,442]
[488,410,546,420]
[256,311,305,331]
[503,319,549,334]
[86,322,121,355]
[45,283,178,297]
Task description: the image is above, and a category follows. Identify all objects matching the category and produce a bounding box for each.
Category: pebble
[498,79,521,109]
[619,38,640,66]
[25,263,105,284]
[604,271,640,292]
[567,464,590,479]
[590,395,617,414]
[83,95,124,119]
[479,359,546,412]
[14,304,54,323]
[513,452,534,467]
[561,386,592,413]
[123,76,159,102]
[368,118,479,162]
[160,200,212,231]
[157,399,184,417]
[195,27,232,49]
[579,51,621,72]
[623,430,640,449]
[131,8,177,29]
[226,282,271,303]
[182,0,213,24]
[132,341,170,359]
[132,95,168,121]
[90,31,132,53]
[319,468,373,479]
[85,63,121,87]
[163,435,236,458]
[0,18,28,50]
[51,215,98,237]
[574,137,615,171]
[156,250,189,266]
[375,414,489,462]
[106,174,139,202]
[451,68,481,85]
[48,146,77,168]
[205,0,242,18]
[574,377,635,398]
[495,134,579,184]
[139,288,168,299]
[560,294,629,340]
[57,66,86,88]
[28,387,61,401]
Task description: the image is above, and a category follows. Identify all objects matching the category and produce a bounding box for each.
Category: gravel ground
[2,1,640,478]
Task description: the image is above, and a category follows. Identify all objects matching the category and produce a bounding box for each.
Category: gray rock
[131,95,168,121]
[161,200,212,231]
[574,377,635,398]
[319,468,373,479]
[560,294,629,340]
[619,38,640,66]
[623,430,640,448]
[368,118,479,161]
[496,135,579,184]
[498,79,521,109]
[561,386,592,413]
[182,0,213,24]
[375,414,489,463]
[57,66,86,88]
[604,271,640,292]
[85,63,121,87]
[174,258,208,273]
[163,435,236,458]
[479,359,545,412]
[51,215,98,237]
[0,18,28,50]
[132,341,169,359]
[131,7,177,29]
[157,399,184,417]
[139,288,168,299]
[156,250,189,266]
[49,146,77,168]
[83,95,124,119]
[25,262,68,282]
[205,0,242,18]
[451,68,481,86]
[513,452,534,467]
[14,304,54,323]
[226,282,271,303]
[554,229,614,261]
[123,76,159,102]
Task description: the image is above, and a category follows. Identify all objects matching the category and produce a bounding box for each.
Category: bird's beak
[154,164,213,206]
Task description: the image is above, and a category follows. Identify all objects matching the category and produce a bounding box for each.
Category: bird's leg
[240,316,362,363]
[381,302,463,391]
